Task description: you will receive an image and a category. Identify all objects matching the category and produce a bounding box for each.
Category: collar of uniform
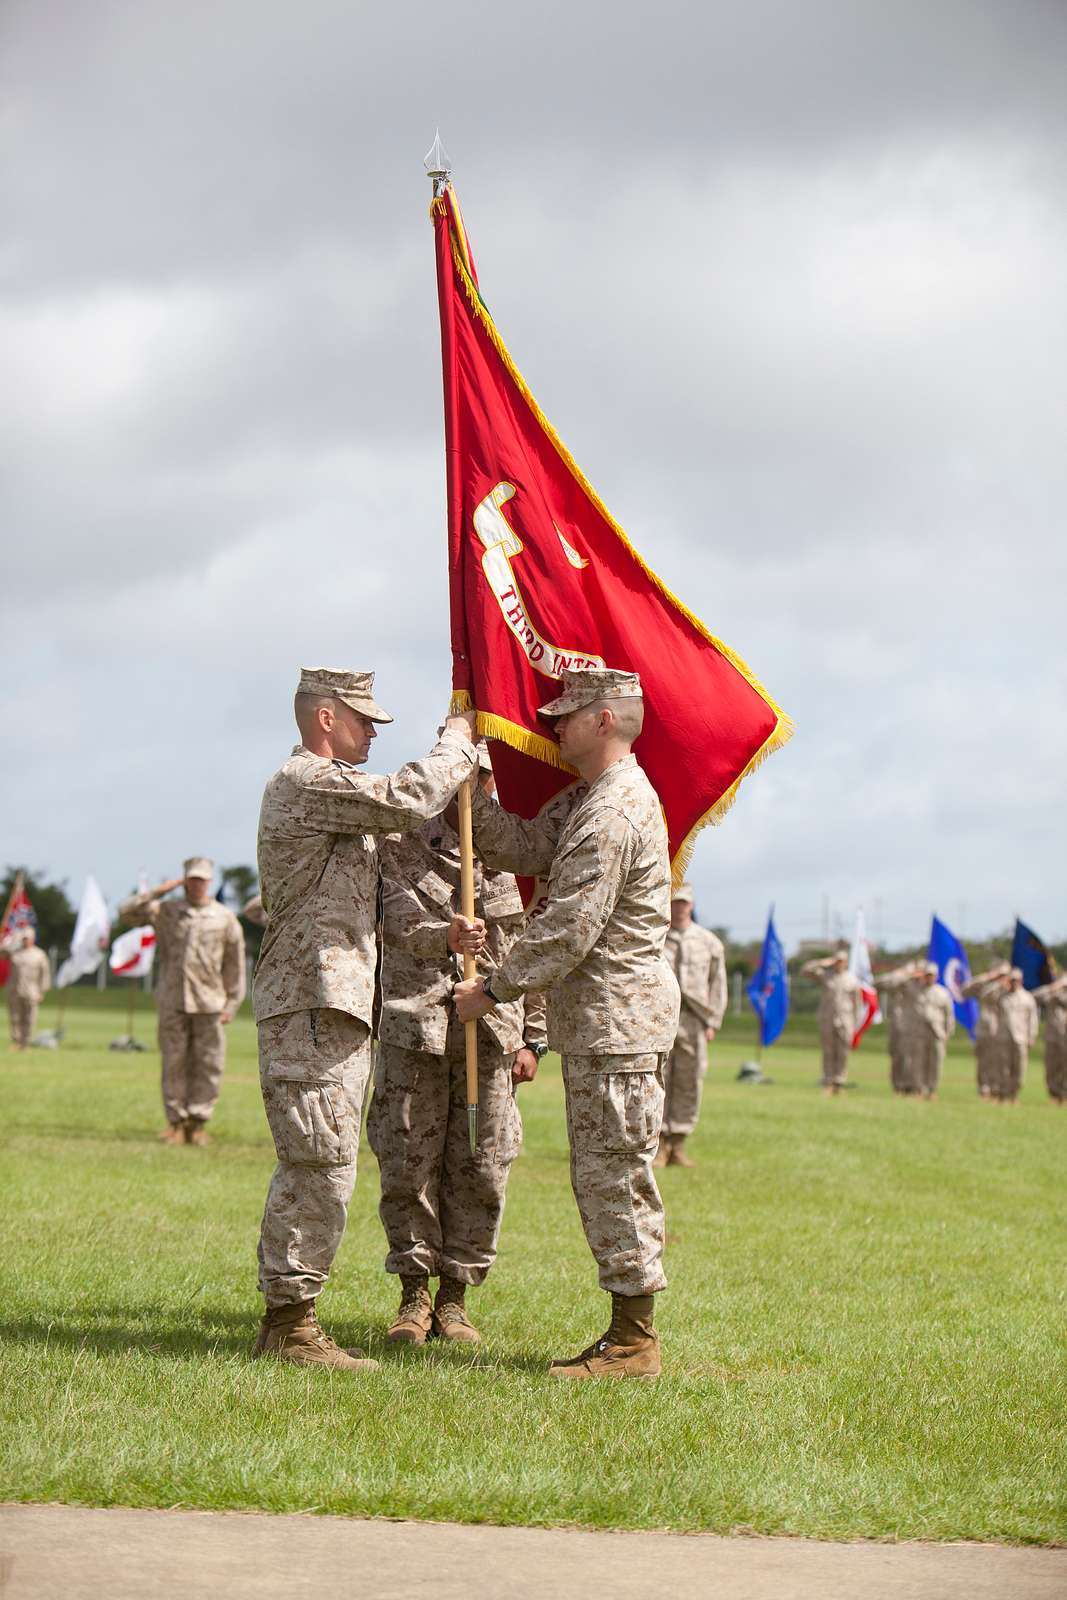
[291,743,356,771]
[584,752,638,797]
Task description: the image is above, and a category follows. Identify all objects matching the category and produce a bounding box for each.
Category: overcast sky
[2,0,1065,948]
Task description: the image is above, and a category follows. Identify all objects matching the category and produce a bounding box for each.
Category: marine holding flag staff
[456,667,680,1381]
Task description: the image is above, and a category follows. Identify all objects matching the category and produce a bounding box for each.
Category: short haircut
[588,696,644,741]
[294,690,335,734]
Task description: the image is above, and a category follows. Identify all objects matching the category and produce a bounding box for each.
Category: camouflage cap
[924,960,939,977]
[297,667,393,724]
[1010,966,1024,981]
[183,857,214,880]
[537,666,643,719]
[671,883,695,904]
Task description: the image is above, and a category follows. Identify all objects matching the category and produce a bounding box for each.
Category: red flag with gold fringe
[431,181,792,895]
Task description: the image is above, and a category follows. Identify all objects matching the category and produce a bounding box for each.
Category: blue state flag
[1011,918,1054,991]
[927,915,979,1039]
[747,908,789,1047]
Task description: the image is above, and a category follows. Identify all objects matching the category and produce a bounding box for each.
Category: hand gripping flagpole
[425,131,479,1153]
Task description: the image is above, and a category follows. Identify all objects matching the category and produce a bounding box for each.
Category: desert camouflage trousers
[562,1051,667,1296]
[996,1039,1029,1101]
[820,1028,851,1087]
[7,996,38,1047]
[662,1012,708,1136]
[975,1036,999,1096]
[256,1008,372,1307]
[914,1034,946,1095]
[367,1022,522,1285]
[1045,1037,1067,1101]
[159,1009,226,1125]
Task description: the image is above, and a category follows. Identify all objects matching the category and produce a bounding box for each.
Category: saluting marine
[961,962,1011,1099]
[121,859,245,1144]
[801,949,864,1095]
[456,668,679,1380]
[878,962,924,1094]
[655,883,726,1169]
[251,667,477,1373]
[1033,974,1067,1104]
[994,968,1038,1104]
[370,741,547,1346]
[910,960,955,1099]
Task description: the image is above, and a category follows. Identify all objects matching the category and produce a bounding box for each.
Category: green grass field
[1,989,1064,1543]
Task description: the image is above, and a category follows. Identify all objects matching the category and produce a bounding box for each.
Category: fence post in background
[732,970,743,1016]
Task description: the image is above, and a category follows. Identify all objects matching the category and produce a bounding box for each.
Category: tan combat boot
[387,1275,434,1345]
[186,1121,211,1147]
[652,1136,672,1169]
[253,1300,379,1371]
[157,1124,184,1146]
[668,1134,695,1168]
[432,1276,481,1344]
[549,1293,661,1380]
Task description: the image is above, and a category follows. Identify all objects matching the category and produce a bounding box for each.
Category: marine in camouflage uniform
[911,961,955,1098]
[961,963,1011,1098]
[994,969,1039,1103]
[877,962,926,1093]
[120,859,245,1144]
[655,883,727,1168]
[252,666,477,1372]
[5,930,51,1049]
[801,951,864,1094]
[1033,975,1067,1104]
[456,668,679,1380]
[370,749,547,1345]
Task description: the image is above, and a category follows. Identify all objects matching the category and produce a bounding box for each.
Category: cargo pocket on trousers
[600,1069,664,1154]
[270,1079,355,1168]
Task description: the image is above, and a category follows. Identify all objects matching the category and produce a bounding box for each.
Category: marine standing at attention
[369,741,546,1346]
[655,883,726,1169]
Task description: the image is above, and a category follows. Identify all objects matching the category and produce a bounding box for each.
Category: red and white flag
[0,873,36,988]
[109,925,155,979]
[849,907,881,1048]
[430,181,792,895]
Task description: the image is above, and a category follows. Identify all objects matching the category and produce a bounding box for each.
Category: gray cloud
[2,0,1065,947]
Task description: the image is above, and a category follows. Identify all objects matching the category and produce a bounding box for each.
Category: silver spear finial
[424,129,452,197]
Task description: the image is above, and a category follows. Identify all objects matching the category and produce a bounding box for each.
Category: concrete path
[1,1504,1064,1599]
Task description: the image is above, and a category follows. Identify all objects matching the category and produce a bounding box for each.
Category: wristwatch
[481,974,500,1006]
[526,1041,549,1061]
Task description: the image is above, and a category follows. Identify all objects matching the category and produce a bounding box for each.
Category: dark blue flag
[927,915,979,1039]
[747,908,789,1047]
[1011,918,1054,990]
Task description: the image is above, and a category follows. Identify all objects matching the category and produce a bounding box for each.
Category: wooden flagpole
[426,133,480,1153]
[457,777,480,1154]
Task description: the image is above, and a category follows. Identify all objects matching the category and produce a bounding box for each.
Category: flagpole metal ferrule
[467,1103,479,1155]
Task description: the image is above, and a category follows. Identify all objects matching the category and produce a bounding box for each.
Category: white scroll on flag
[57,875,112,988]
[109,925,156,979]
[849,906,881,1048]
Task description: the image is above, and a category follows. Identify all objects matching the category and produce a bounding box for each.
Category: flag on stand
[848,907,881,1048]
[0,874,37,988]
[109,925,155,979]
[927,914,979,1039]
[57,876,112,989]
[430,177,792,897]
[746,908,789,1048]
[1011,917,1055,991]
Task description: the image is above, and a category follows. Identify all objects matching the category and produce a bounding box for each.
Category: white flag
[849,906,881,1043]
[57,875,112,988]
[109,925,156,978]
